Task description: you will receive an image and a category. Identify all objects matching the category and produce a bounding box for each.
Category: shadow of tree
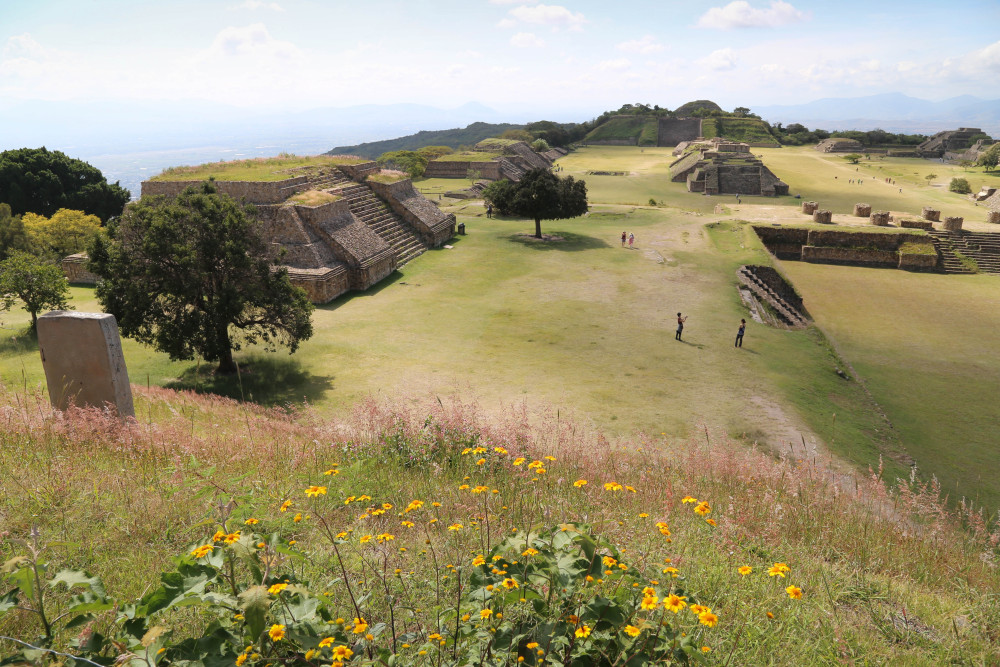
[507,231,612,252]
[166,354,333,406]
[0,328,38,357]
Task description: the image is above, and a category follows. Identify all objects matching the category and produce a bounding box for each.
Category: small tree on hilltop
[844,154,862,164]
[0,251,71,330]
[979,144,1000,172]
[88,182,314,375]
[483,168,588,239]
[925,173,937,185]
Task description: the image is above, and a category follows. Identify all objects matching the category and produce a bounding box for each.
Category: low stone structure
[669,141,788,196]
[900,219,934,230]
[814,138,863,153]
[916,128,987,158]
[870,211,890,226]
[736,265,809,329]
[424,161,503,180]
[36,311,134,417]
[61,253,99,284]
[754,226,940,272]
[368,178,455,247]
[943,216,964,231]
[987,211,1000,224]
[853,203,871,217]
[922,207,941,222]
[801,201,818,214]
[813,210,832,224]
[657,118,703,147]
[424,140,556,182]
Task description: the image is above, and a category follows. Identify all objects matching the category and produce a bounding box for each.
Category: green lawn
[778,263,1000,508]
[150,155,367,181]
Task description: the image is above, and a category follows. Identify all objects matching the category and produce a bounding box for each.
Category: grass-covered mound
[151,155,369,182]
[584,116,659,146]
[1,387,998,665]
[700,118,779,145]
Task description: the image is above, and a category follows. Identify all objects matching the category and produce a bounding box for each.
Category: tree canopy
[483,168,588,239]
[978,144,1000,171]
[0,148,130,221]
[88,182,314,374]
[23,208,102,260]
[0,250,71,330]
[0,204,29,260]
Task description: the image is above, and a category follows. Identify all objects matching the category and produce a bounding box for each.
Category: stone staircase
[736,266,809,328]
[926,230,995,274]
[338,183,427,266]
[497,157,526,182]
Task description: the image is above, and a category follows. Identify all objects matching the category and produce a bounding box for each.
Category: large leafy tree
[0,251,72,330]
[0,147,130,221]
[88,183,314,375]
[483,168,588,239]
[23,208,102,259]
[0,203,30,260]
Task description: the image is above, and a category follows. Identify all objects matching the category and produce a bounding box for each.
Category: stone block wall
[870,211,890,226]
[900,219,934,230]
[802,246,899,267]
[805,229,921,251]
[801,201,818,214]
[656,118,702,146]
[744,265,805,313]
[922,207,941,222]
[424,161,503,180]
[339,162,379,181]
[943,216,964,231]
[987,211,1000,224]
[898,253,940,270]
[854,203,871,217]
[813,210,833,223]
[140,177,308,204]
[286,266,349,304]
[61,253,99,284]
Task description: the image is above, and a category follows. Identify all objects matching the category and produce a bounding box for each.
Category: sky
[2,0,1000,122]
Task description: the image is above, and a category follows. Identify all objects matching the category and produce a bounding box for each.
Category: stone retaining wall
[140,177,308,204]
[802,246,899,267]
[943,216,964,231]
[870,211,890,226]
[922,207,941,222]
[898,253,940,270]
[813,210,832,223]
[853,203,871,217]
[339,162,379,181]
[424,161,503,180]
[656,118,702,147]
[801,201,818,214]
[744,265,805,313]
[987,211,1000,224]
[286,266,350,304]
[368,178,456,246]
[900,219,934,230]
[61,253,99,284]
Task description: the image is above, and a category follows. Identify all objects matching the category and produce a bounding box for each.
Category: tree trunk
[216,327,238,375]
[534,218,542,239]
[30,310,37,330]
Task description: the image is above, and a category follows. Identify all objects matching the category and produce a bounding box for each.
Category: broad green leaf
[50,569,107,599]
[0,588,20,614]
[238,585,269,643]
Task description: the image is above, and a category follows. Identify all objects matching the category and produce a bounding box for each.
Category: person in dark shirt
[735,318,746,348]
[675,313,686,341]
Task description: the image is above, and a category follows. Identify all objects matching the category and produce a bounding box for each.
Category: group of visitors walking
[620,231,634,248]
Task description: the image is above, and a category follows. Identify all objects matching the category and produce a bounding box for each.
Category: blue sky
[2,0,999,119]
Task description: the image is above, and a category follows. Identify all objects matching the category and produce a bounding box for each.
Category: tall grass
[1,384,998,664]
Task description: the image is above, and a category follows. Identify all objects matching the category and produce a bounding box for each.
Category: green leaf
[50,569,107,599]
[238,585,269,643]
[0,588,20,614]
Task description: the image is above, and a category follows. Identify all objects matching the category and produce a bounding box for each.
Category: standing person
[735,318,746,348]
[675,313,687,341]
[486,204,493,219]
[621,231,627,247]
[628,233,634,249]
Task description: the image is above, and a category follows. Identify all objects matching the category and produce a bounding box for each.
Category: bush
[531,138,550,152]
[949,177,972,194]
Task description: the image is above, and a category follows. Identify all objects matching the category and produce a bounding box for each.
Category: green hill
[327,122,525,159]
[583,115,659,146]
[701,117,779,145]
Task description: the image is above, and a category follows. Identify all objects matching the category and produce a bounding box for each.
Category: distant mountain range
[754,93,1000,136]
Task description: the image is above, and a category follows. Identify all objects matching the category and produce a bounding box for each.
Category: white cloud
[230,0,284,10]
[698,48,738,71]
[502,4,586,31]
[617,35,664,55]
[696,1,807,30]
[510,32,545,48]
[596,58,631,71]
[204,23,302,60]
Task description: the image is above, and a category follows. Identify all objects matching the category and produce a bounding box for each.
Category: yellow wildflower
[573,479,587,488]
[352,618,368,634]
[664,594,687,613]
[623,625,640,637]
[786,585,803,600]
[268,624,285,641]
[305,485,327,497]
[267,583,288,595]
[191,545,213,558]
[738,566,752,576]
[574,625,591,638]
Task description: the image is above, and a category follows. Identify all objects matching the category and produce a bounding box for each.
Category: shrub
[949,177,972,194]
[531,138,550,152]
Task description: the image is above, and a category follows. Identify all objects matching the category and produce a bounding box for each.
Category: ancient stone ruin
[801,201,818,214]
[67,159,454,304]
[813,210,833,224]
[853,203,871,217]
[814,138,863,153]
[922,207,941,222]
[736,265,809,329]
[942,216,964,231]
[656,118,703,147]
[988,211,1000,225]
[754,226,940,272]
[423,141,565,182]
[916,128,988,158]
[870,211,890,226]
[668,140,788,196]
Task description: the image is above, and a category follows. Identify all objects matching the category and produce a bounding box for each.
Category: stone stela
[36,311,135,417]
